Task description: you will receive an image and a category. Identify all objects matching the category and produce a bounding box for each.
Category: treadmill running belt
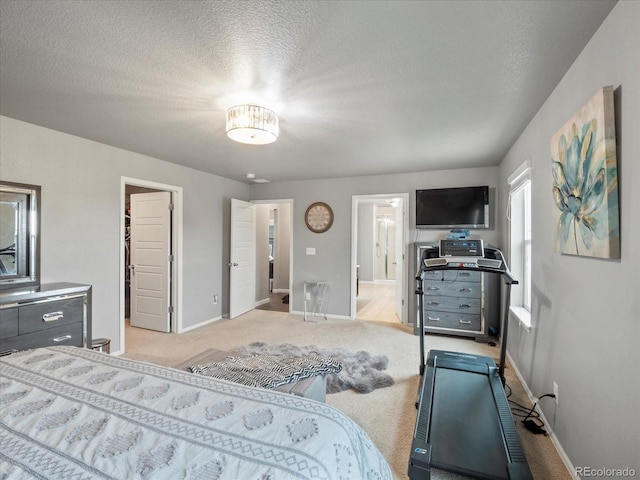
[430,368,508,478]
[409,350,532,480]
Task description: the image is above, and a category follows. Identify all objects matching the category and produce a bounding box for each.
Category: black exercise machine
[409,243,533,480]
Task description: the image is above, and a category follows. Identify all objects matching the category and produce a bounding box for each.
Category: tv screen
[416,186,489,229]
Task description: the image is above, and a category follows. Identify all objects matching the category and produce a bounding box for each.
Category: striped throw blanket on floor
[187,354,342,389]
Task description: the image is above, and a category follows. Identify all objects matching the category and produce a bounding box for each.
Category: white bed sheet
[0,346,391,480]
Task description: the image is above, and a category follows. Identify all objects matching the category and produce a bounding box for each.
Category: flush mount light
[226,105,279,145]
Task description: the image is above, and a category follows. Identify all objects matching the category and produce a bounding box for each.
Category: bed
[0,346,392,479]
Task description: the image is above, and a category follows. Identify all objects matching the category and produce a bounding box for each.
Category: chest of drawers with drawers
[422,269,485,338]
[0,283,92,355]
[414,243,500,342]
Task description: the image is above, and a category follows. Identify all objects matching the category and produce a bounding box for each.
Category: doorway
[252,200,292,313]
[120,177,183,353]
[351,194,409,324]
[229,199,293,318]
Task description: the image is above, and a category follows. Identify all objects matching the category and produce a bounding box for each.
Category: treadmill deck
[409,350,532,480]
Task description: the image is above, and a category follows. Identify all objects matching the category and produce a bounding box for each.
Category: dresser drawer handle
[427,316,440,322]
[460,272,471,276]
[426,286,439,291]
[52,335,72,343]
[459,320,472,325]
[458,288,472,292]
[427,301,440,306]
[43,311,64,322]
[459,304,472,308]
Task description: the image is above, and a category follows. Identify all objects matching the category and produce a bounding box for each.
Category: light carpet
[122,310,572,480]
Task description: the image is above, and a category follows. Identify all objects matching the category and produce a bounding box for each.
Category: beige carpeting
[122,310,571,480]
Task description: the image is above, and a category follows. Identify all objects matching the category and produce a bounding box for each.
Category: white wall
[1,116,250,353]
[498,1,639,473]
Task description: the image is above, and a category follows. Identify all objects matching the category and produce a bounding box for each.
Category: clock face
[305,202,334,233]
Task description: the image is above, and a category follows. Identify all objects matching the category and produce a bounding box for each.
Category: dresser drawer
[0,307,19,339]
[1,322,83,354]
[424,281,481,299]
[424,296,481,313]
[18,296,84,335]
[422,270,481,283]
[425,311,481,331]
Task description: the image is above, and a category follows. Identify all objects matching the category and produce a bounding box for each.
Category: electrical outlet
[306,292,311,300]
[213,294,219,304]
[553,382,559,405]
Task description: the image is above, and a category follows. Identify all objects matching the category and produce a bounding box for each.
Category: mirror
[0,181,40,290]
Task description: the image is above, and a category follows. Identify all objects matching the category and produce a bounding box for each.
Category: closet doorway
[120,177,183,354]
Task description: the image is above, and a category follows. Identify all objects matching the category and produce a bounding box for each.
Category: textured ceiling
[0,0,616,184]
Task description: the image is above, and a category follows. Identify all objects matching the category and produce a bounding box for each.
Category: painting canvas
[550,86,620,259]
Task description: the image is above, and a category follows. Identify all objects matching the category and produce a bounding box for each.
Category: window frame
[507,161,532,328]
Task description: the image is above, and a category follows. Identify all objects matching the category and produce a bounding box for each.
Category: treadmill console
[422,242,504,270]
[439,239,484,257]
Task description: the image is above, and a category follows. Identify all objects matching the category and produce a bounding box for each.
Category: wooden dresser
[0,283,91,356]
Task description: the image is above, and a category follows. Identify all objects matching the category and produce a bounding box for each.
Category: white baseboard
[506,351,579,480]
[272,288,289,294]
[256,298,270,306]
[178,315,223,333]
[291,310,351,321]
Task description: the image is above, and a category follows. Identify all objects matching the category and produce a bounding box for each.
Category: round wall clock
[305,202,334,233]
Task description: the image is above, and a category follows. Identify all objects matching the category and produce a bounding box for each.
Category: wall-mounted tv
[416,186,489,229]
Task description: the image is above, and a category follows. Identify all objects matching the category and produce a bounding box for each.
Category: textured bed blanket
[0,346,391,480]
[187,354,342,389]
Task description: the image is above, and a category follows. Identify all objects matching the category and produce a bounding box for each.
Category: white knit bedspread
[0,346,391,480]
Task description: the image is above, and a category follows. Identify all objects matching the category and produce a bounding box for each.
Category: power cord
[505,384,555,435]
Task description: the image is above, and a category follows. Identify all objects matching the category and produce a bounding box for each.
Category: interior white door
[130,191,171,332]
[395,199,404,321]
[230,198,256,319]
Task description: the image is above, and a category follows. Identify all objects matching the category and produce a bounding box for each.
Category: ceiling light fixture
[226,105,279,145]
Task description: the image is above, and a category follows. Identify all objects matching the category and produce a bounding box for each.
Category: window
[508,161,532,327]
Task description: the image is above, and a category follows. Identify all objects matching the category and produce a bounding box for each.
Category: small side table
[303,281,328,322]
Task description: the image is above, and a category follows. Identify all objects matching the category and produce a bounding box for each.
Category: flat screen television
[416,186,489,229]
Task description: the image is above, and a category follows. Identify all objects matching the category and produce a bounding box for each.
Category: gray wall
[255,203,271,303]
[250,169,500,318]
[273,203,291,292]
[357,203,375,282]
[497,1,639,473]
[0,116,250,353]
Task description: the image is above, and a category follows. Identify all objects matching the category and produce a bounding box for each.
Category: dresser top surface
[0,283,91,305]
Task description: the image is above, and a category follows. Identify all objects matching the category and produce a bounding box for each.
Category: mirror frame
[0,181,41,291]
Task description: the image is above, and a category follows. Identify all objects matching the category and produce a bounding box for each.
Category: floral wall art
[550,86,620,259]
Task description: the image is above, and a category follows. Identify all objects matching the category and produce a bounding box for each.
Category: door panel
[395,200,404,320]
[130,192,171,332]
[230,199,256,319]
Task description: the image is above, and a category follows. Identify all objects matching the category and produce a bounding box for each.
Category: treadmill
[409,243,533,480]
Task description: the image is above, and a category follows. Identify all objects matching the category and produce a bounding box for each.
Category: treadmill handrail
[416,245,518,385]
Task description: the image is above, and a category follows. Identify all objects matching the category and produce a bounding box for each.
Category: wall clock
[305,202,334,233]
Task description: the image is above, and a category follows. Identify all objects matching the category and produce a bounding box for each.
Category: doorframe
[120,177,183,353]
[251,199,293,313]
[351,193,409,323]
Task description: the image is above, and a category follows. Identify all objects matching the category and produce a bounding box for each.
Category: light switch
[306,247,316,255]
